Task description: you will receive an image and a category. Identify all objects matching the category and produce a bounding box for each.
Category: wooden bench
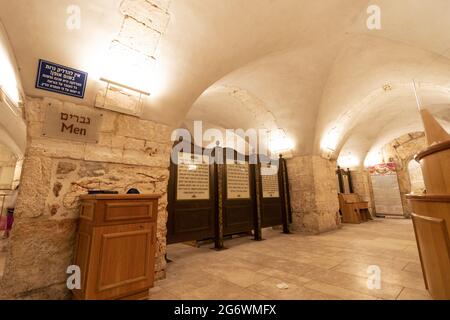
[338,193,371,224]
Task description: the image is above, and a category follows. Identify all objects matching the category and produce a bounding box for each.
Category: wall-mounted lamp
[99,78,150,97]
[269,128,294,157]
[96,78,150,117]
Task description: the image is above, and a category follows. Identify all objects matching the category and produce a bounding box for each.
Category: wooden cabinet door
[86,223,156,300]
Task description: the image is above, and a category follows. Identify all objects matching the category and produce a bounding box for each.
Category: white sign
[261,166,279,198]
[177,153,210,200]
[370,164,403,216]
[227,163,250,199]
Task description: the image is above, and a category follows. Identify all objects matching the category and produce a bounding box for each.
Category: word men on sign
[42,103,102,143]
[35,59,88,98]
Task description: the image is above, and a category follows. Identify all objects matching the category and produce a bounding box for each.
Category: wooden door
[167,147,216,244]
[258,163,283,228]
[221,149,256,235]
[85,222,156,300]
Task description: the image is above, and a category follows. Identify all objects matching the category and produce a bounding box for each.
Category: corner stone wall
[377,132,427,217]
[0,97,173,299]
[287,155,340,234]
[350,168,375,216]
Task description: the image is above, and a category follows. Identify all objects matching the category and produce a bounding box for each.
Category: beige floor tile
[304,280,378,300]
[162,218,427,300]
[148,286,180,300]
[177,279,252,300]
[333,261,427,291]
[403,262,423,274]
[256,268,312,286]
[247,277,340,300]
[397,287,432,300]
[302,267,404,300]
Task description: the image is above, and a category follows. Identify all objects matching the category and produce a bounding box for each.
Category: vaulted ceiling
[1,0,450,165]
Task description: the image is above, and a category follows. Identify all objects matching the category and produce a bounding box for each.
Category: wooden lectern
[406,109,450,300]
[72,194,160,300]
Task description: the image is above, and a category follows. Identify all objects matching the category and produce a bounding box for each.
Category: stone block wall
[287,155,340,234]
[97,0,172,114]
[0,97,173,299]
[350,168,375,215]
[377,132,427,217]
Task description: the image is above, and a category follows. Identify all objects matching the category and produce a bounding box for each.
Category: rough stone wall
[0,97,173,299]
[378,132,427,217]
[287,155,340,234]
[350,168,375,215]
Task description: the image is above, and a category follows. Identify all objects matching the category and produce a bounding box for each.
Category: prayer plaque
[176,153,210,200]
[226,162,250,199]
[261,165,280,198]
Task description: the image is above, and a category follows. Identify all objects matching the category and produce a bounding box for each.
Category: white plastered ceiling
[1,0,450,163]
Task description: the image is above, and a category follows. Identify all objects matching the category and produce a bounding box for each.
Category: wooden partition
[257,160,284,228]
[167,146,290,247]
[220,149,257,236]
[167,143,217,244]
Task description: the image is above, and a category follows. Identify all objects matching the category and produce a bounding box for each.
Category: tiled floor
[151,218,431,300]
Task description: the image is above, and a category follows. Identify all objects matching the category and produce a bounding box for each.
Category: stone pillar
[0,97,173,299]
[287,155,340,234]
[350,168,375,216]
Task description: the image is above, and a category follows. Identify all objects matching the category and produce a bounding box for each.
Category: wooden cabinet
[338,193,371,224]
[72,194,160,300]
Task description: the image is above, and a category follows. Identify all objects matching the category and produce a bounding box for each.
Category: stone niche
[0,97,174,299]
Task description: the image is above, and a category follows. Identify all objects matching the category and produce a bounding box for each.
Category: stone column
[287,155,340,234]
[0,97,173,299]
[350,168,375,216]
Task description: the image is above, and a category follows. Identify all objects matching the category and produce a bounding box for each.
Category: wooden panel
[86,223,155,300]
[104,201,155,222]
[261,202,282,228]
[419,146,450,194]
[167,143,216,244]
[173,207,213,234]
[408,196,450,241]
[258,163,283,228]
[338,193,370,224]
[412,213,450,300]
[223,204,253,235]
[80,202,94,221]
[72,231,91,298]
[222,156,256,236]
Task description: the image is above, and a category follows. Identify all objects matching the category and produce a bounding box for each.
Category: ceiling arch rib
[315,34,450,160]
[1,0,450,162]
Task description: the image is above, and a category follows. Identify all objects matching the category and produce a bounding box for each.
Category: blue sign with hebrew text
[35,59,88,99]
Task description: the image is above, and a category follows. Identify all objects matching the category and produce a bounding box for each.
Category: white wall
[0,143,17,189]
